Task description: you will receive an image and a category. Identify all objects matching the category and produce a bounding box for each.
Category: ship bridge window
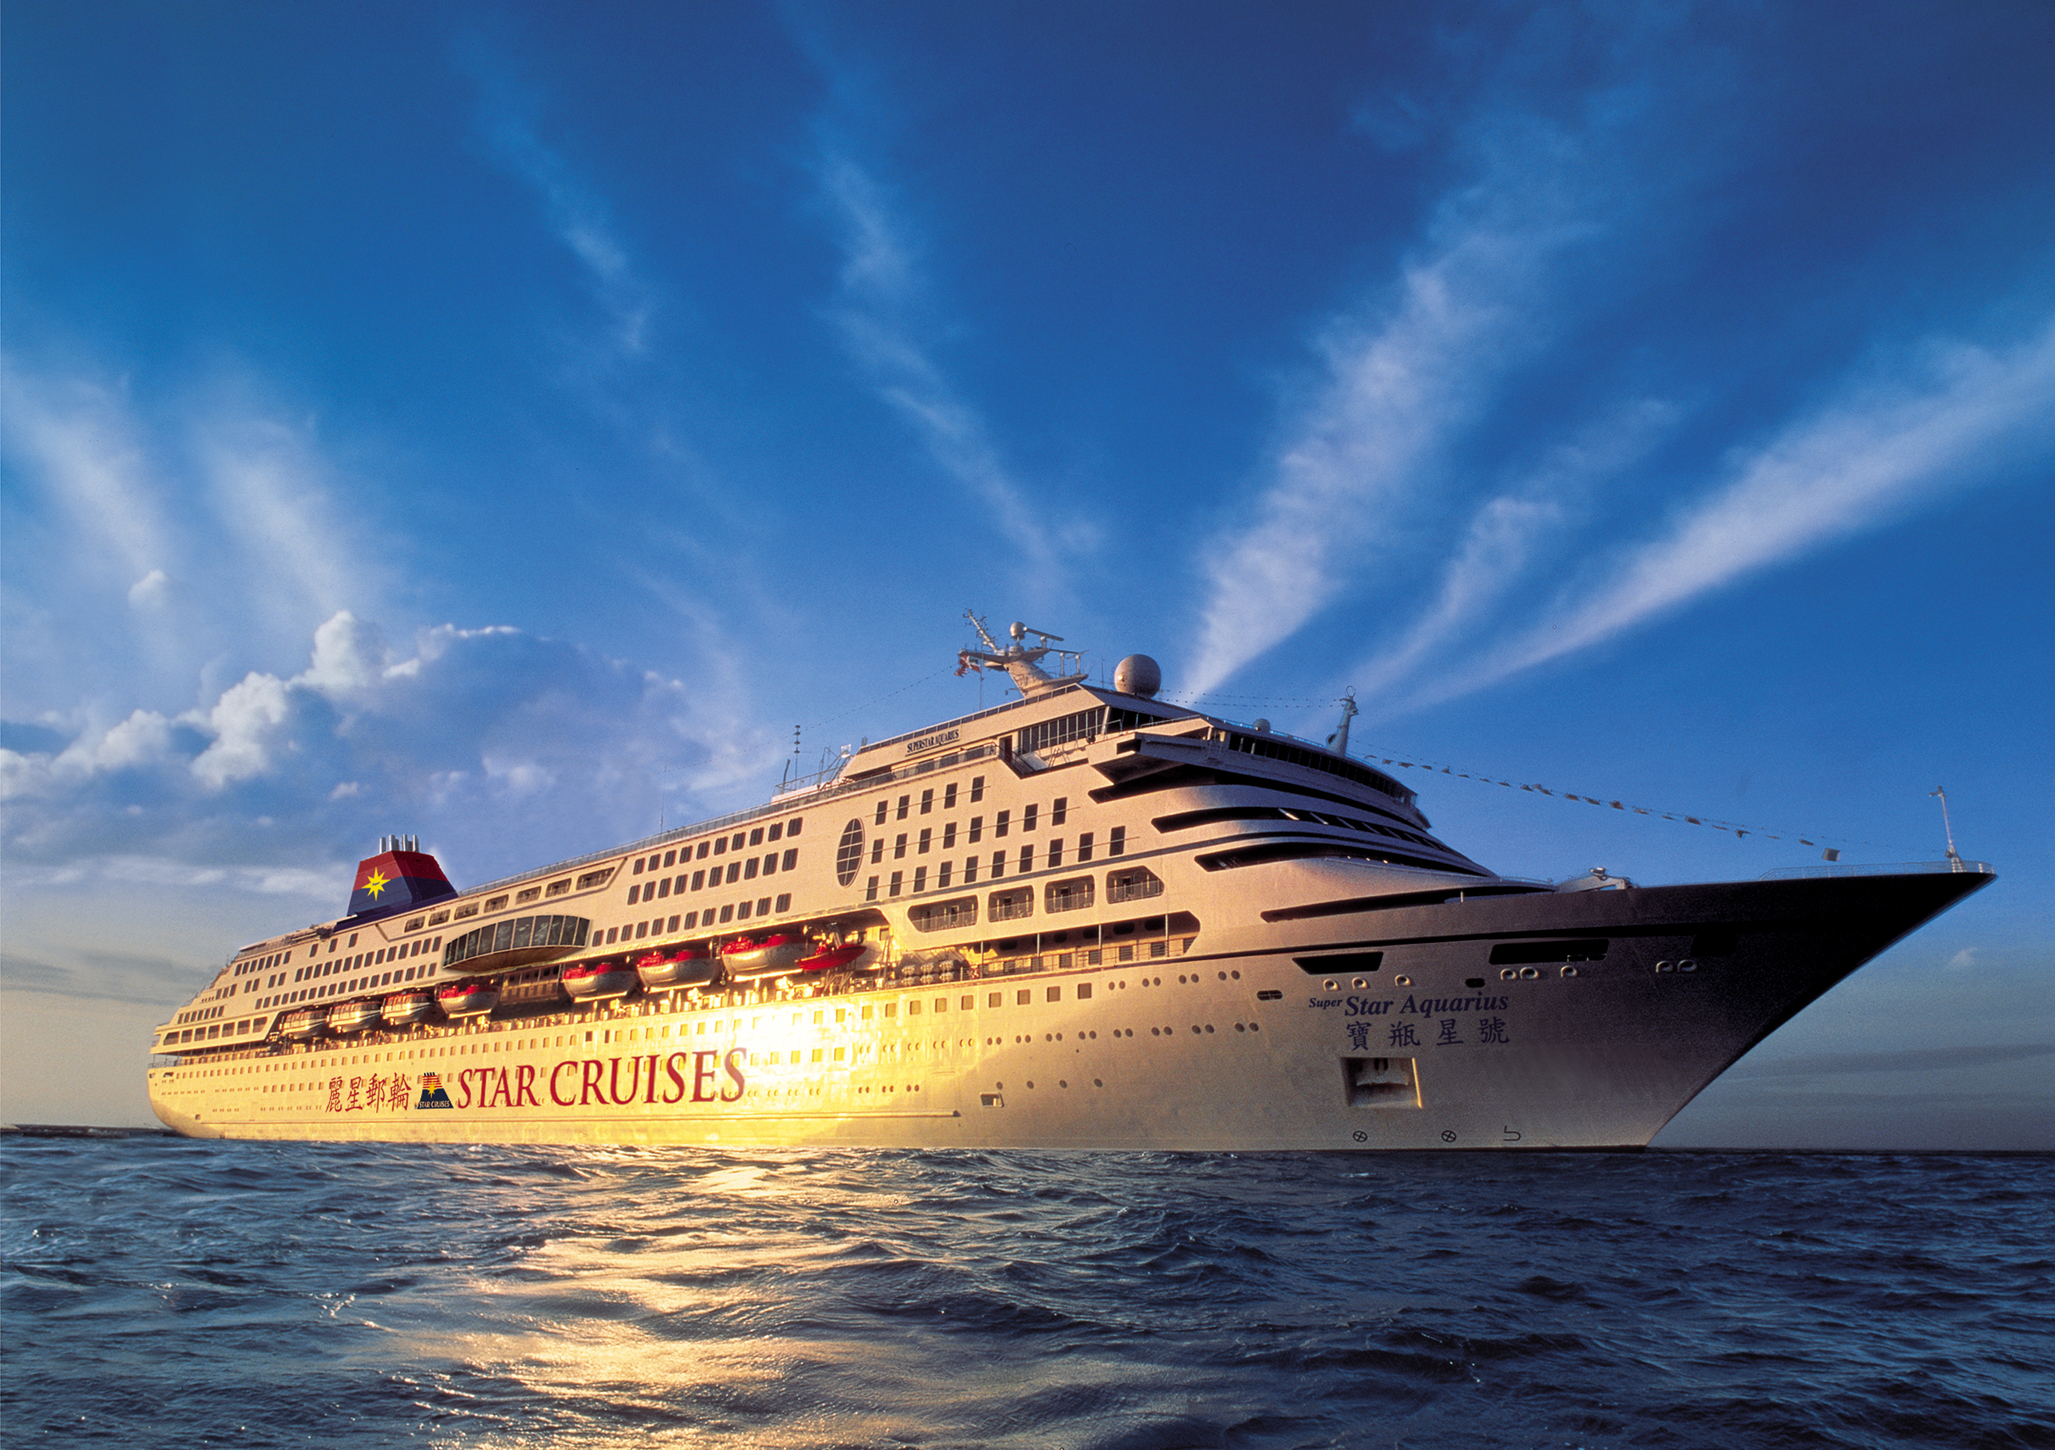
[1219,731,1414,804]
[576,870,614,890]
[516,887,541,905]
[1018,706,1106,757]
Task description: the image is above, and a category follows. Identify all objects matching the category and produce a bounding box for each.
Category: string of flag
[1348,745,1921,857]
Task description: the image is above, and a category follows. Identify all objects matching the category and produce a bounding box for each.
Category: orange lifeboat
[329,998,383,1034]
[382,990,434,1026]
[634,947,716,991]
[561,960,638,1001]
[436,980,499,1016]
[719,933,808,980]
[281,1007,329,1040]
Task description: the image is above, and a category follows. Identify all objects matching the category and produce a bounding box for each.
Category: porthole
[1352,977,1367,989]
[1394,975,1412,987]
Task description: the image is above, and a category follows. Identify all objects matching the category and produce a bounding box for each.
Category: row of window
[627,849,799,904]
[875,795,1066,838]
[597,893,797,945]
[1018,705,1106,757]
[873,820,1104,866]
[263,963,431,1010]
[233,948,292,977]
[874,777,986,824]
[162,1018,248,1046]
[1221,728,1413,803]
[629,817,806,878]
[295,935,443,984]
[446,913,592,968]
[904,868,1163,930]
[861,831,1132,901]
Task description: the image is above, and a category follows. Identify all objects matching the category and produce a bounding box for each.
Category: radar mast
[956,611,1086,697]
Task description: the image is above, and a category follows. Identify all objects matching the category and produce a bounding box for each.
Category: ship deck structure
[146,625,1993,1149]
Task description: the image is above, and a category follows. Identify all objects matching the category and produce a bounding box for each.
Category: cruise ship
[146,621,1994,1149]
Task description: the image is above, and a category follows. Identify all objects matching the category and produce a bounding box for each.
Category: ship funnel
[347,838,454,921]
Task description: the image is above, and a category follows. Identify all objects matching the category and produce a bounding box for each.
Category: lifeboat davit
[330,998,383,1034]
[382,990,434,1026]
[634,947,716,991]
[437,980,500,1016]
[795,942,870,973]
[719,933,808,980]
[561,960,638,1001]
[281,1007,329,1040]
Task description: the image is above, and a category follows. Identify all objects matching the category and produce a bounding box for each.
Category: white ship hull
[145,648,1993,1150]
[148,868,1986,1149]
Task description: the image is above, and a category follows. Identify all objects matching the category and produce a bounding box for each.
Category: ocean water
[2,1140,2049,1450]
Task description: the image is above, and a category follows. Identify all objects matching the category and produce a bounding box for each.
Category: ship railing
[1759,859,1993,880]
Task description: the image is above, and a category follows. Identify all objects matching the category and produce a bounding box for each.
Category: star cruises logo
[361,869,390,899]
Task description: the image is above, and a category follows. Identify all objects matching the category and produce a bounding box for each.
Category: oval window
[835,820,865,886]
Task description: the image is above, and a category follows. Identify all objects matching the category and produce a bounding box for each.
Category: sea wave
[3,1141,2050,1448]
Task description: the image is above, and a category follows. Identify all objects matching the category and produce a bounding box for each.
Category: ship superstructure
[146,628,1993,1149]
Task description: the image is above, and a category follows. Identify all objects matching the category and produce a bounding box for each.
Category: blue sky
[4,1,2050,1140]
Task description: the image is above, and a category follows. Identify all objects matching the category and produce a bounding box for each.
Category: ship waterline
[146,631,1993,1149]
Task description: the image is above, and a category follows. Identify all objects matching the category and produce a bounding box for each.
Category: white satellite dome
[1112,654,1162,698]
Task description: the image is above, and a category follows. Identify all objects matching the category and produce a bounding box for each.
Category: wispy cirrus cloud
[1182,116,1612,697]
[0,355,382,702]
[1344,396,1681,710]
[461,47,654,357]
[813,149,1080,578]
[1417,319,2055,706]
